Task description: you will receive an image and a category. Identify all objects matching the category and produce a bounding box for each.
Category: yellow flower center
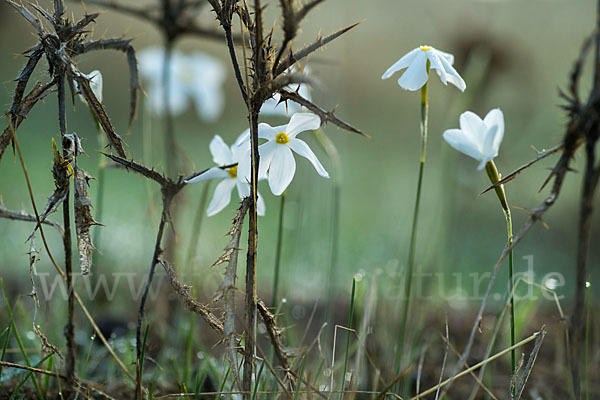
[276,132,290,144]
[228,165,238,178]
[420,45,432,51]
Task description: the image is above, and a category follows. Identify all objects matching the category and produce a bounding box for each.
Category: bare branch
[101,153,170,187]
[275,22,361,77]
[0,203,64,237]
[279,90,367,137]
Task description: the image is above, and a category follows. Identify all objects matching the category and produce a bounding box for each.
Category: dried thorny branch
[0,202,64,236]
[279,90,366,136]
[72,137,100,276]
[5,0,139,156]
[7,117,134,382]
[257,299,294,384]
[204,2,362,397]
[84,0,235,43]
[4,0,141,387]
[212,198,251,390]
[514,326,546,400]
[160,259,225,334]
[0,81,54,162]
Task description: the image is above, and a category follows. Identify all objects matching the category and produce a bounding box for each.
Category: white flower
[238,113,328,196]
[382,45,466,92]
[260,66,312,117]
[442,108,505,170]
[138,47,226,121]
[185,132,266,216]
[75,70,103,104]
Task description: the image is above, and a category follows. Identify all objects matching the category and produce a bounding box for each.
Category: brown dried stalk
[205,1,364,396]
[0,203,64,236]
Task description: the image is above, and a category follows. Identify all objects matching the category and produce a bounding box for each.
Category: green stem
[184,181,211,270]
[584,276,591,400]
[396,64,429,379]
[92,116,105,278]
[271,192,286,307]
[484,160,516,385]
[339,278,356,400]
[312,129,342,329]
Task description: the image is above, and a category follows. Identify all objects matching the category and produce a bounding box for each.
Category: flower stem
[271,192,286,307]
[484,160,516,382]
[396,64,429,380]
[92,115,105,278]
[184,181,211,270]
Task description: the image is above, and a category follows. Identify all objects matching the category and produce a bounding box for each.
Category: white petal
[288,138,329,178]
[145,81,188,116]
[396,51,429,91]
[258,123,278,140]
[437,55,466,92]
[483,108,504,137]
[435,48,455,65]
[187,53,226,121]
[481,124,501,161]
[260,94,288,116]
[231,129,251,161]
[482,108,504,159]
[267,145,296,196]
[443,129,483,162]
[191,84,225,121]
[88,70,103,103]
[459,111,485,147]
[190,53,226,84]
[381,48,421,80]
[258,141,276,180]
[428,51,448,86]
[297,81,312,104]
[210,135,233,165]
[257,192,266,216]
[237,142,274,183]
[185,167,229,183]
[236,148,252,184]
[285,113,321,138]
[139,48,194,116]
[206,179,236,216]
[234,184,266,216]
[234,129,251,147]
[138,47,166,81]
[236,180,250,198]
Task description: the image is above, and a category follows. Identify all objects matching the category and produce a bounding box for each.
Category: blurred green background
[0,0,598,313]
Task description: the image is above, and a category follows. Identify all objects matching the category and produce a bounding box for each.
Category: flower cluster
[186,113,328,216]
[138,47,226,121]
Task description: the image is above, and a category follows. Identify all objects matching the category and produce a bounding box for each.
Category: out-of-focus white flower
[75,70,103,104]
[382,45,466,92]
[238,113,328,196]
[185,132,265,216]
[443,108,504,170]
[138,47,226,121]
[260,66,312,117]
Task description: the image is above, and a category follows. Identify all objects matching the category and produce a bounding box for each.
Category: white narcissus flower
[238,113,329,196]
[260,66,312,117]
[75,70,103,104]
[382,45,466,92]
[138,47,226,121]
[443,108,505,170]
[185,133,266,216]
